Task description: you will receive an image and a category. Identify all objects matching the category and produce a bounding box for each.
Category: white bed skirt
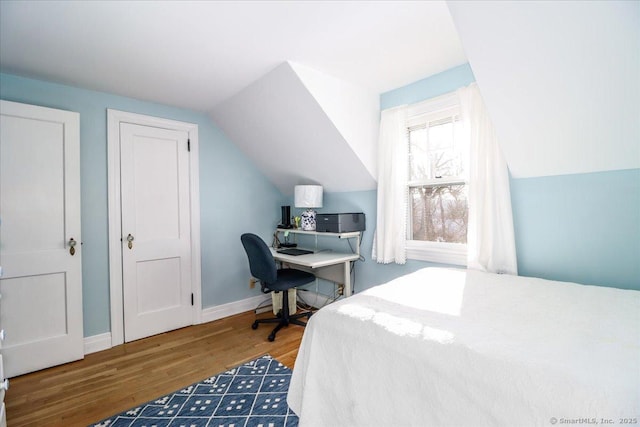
[287,268,640,426]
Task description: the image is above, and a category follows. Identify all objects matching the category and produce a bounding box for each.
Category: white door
[0,100,83,377]
[120,123,193,342]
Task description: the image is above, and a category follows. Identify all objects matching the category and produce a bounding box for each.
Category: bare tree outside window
[410,185,467,243]
[408,117,468,244]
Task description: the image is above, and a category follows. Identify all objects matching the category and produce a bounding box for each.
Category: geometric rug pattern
[90,354,299,427]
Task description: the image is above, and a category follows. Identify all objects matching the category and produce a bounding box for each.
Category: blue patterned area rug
[91,354,298,427]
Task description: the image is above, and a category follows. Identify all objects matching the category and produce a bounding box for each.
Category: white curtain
[372,105,408,264]
[458,83,518,275]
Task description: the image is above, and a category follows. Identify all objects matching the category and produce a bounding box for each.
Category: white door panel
[0,116,65,253]
[136,257,182,313]
[131,136,181,241]
[1,273,68,345]
[0,100,83,377]
[120,123,192,342]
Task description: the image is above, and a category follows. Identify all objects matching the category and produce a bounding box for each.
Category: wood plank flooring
[4,310,306,426]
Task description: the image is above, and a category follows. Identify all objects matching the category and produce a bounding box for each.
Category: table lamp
[294,185,323,231]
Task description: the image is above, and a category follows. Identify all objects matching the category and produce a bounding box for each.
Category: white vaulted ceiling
[1,1,637,192]
[0,0,466,194]
[0,1,464,112]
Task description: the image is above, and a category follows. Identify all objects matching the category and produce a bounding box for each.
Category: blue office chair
[241,233,315,341]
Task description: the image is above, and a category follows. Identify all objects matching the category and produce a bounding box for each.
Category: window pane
[409,127,428,181]
[410,184,468,243]
[409,118,464,181]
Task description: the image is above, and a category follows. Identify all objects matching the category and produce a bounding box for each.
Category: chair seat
[268,268,316,291]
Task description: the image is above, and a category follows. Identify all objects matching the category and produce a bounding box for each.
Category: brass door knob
[126,234,135,249]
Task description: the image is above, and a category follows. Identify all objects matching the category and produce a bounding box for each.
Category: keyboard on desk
[276,248,314,256]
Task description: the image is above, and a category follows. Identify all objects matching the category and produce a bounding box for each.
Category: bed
[287,267,640,426]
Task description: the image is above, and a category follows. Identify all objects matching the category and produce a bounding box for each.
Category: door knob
[68,238,77,256]
[126,234,135,249]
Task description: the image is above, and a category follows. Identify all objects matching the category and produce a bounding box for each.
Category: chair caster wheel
[251,322,259,330]
[268,334,275,342]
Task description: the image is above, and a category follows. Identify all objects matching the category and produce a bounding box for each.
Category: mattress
[287,267,640,426]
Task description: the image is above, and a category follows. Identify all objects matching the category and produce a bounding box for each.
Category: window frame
[405,92,468,266]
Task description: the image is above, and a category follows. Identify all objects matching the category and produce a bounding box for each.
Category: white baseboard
[81,296,269,356]
[84,332,112,355]
[200,289,335,323]
[199,289,337,323]
[201,294,270,323]
[82,291,329,356]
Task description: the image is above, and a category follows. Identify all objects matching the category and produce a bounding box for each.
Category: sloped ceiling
[0,1,465,111]
[448,1,640,178]
[2,1,636,188]
[291,62,379,183]
[211,62,377,195]
[0,1,466,195]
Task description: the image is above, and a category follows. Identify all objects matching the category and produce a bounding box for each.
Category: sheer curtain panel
[372,106,408,264]
[458,83,518,275]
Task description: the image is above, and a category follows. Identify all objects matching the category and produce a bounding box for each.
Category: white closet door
[0,100,83,377]
[120,123,193,342]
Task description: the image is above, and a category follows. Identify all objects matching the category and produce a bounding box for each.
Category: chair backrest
[240,233,277,284]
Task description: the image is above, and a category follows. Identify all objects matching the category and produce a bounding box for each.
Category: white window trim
[407,91,459,118]
[408,177,466,187]
[406,240,467,266]
[405,91,468,266]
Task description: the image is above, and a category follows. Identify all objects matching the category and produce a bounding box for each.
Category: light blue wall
[0,73,284,337]
[380,63,475,110]
[511,169,640,290]
[3,59,636,339]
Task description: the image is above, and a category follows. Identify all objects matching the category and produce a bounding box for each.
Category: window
[374,84,515,270]
[405,95,468,265]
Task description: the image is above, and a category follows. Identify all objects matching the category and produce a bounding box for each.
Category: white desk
[272,229,361,297]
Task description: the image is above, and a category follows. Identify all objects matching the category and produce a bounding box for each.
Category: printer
[315,213,365,233]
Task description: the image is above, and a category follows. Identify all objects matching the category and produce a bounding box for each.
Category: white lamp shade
[294,185,323,208]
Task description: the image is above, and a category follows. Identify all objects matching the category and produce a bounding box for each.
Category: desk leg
[343,261,352,297]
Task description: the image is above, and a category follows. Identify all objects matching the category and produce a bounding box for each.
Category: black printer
[315,213,365,233]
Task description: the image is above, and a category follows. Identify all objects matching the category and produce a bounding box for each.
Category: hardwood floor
[5,310,307,426]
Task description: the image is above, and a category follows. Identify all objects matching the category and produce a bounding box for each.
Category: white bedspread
[287,268,640,426]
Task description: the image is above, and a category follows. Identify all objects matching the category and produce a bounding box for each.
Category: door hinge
[191,293,194,306]
[187,139,191,152]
